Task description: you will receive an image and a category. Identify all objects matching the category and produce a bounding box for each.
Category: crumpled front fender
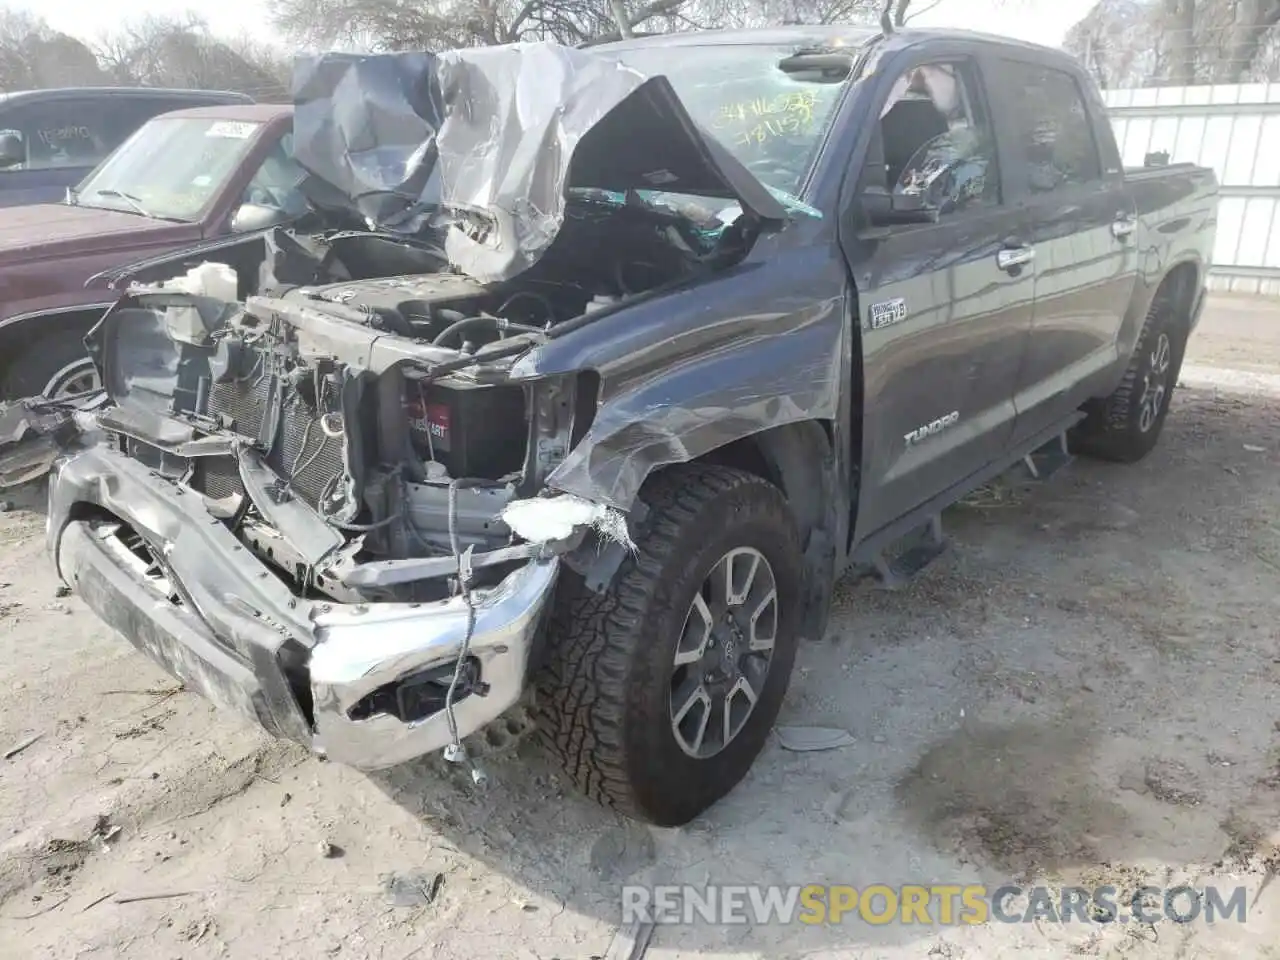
[0,393,106,489]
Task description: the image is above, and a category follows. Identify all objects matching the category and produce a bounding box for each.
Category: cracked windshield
[73,117,262,221]
[601,43,850,216]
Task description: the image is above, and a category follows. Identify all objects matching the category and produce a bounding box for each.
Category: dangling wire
[441,477,486,787]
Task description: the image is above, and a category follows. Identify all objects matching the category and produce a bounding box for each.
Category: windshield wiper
[92,189,155,218]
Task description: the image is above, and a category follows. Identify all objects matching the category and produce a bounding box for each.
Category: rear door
[843,50,1034,540]
[988,57,1139,441]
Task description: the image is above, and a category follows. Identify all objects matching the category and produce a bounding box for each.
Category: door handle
[1111,216,1136,240]
[996,246,1035,271]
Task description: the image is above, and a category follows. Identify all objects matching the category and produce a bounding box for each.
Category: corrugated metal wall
[1104,84,1280,295]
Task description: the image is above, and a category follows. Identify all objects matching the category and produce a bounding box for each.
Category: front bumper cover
[47,446,559,770]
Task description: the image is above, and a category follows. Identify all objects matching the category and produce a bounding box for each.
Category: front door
[842,55,1033,540]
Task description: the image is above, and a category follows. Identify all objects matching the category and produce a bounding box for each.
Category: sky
[9,0,1099,49]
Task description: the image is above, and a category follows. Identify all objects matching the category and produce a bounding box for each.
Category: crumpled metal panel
[291,42,787,283]
[505,242,847,512]
[292,49,444,232]
[0,394,107,488]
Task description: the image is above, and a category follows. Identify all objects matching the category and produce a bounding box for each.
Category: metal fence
[1104,83,1280,295]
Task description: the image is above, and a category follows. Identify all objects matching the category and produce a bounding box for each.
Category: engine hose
[326,511,401,532]
[431,314,499,346]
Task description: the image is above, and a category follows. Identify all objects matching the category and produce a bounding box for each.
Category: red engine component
[402,380,526,478]
[405,393,451,453]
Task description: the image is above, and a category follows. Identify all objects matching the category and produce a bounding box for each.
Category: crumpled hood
[292,41,788,283]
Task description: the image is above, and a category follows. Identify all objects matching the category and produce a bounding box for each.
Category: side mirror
[861,187,939,228]
[0,132,25,169]
[230,202,290,233]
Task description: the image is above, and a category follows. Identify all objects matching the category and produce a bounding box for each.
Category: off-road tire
[533,464,803,826]
[1071,293,1188,464]
[0,332,97,401]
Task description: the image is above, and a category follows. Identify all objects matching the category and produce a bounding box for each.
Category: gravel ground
[2,297,1280,959]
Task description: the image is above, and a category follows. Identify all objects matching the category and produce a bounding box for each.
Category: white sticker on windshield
[191,175,212,187]
[206,121,256,139]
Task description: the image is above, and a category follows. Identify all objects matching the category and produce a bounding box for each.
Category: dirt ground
[3,296,1280,959]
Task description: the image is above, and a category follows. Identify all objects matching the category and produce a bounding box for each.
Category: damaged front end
[31,39,809,771]
[45,251,639,769]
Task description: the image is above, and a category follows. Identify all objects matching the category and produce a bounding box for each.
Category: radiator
[193,364,345,510]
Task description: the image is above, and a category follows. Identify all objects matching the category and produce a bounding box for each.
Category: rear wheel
[1,331,99,401]
[534,464,803,826]
[1071,293,1187,463]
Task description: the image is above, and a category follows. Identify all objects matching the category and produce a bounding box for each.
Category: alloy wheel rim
[43,360,101,400]
[669,546,779,759]
[1138,331,1172,433]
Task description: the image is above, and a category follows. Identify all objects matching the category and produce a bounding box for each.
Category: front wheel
[534,464,804,826]
[1071,293,1187,463]
[0,332,100,401]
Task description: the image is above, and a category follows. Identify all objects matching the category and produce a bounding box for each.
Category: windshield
[605,43,852,199]
[74,117,263,222]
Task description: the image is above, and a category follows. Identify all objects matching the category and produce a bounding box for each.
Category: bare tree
[0,10,108,90]
[268,0,698,50]
[95,14,291,99]
[267,0,901,51]
[1065,0,1150,87]
[1067,0,1280,85]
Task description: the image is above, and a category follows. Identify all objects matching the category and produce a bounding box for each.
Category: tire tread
[533,463,798,823]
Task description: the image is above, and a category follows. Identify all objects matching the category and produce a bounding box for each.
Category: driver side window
[877,61,999,217]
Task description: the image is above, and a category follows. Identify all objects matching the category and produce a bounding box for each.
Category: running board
[1021,430,1074,481]
[849,412,1085,589]
[869,514,948,590]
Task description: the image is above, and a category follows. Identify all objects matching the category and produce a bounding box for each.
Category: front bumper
[47,446,559,770]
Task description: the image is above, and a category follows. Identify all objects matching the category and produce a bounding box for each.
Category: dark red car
[0,102,303,400]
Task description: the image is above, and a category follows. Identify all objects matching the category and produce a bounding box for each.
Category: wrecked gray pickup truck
[6,28,1216,826]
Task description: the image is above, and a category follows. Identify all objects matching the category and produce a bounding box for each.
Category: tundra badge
[904,411,959,447]
[869,297,908,329]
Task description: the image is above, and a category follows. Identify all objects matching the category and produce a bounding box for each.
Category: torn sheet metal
[291,42,787,283]
[501,493,634,549]
[0,394,106,488]
[514,289,844,512]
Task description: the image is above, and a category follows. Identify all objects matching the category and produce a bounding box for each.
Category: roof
[593,25,879,52]
[878,26,1070,59]
[151,102,293,123]
[590,25,1066,61]
[0,87,253,107]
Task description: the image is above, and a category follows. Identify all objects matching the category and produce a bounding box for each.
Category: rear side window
[0,96,199,172]
[0,99,111,170]
[997,61,1101,193]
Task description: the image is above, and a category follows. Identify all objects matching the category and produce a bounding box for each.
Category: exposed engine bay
[90,187,754,607]
[23,41,805,614]
[2,38,850,782]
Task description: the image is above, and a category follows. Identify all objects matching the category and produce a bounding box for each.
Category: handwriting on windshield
[37,125,92,146]
[711,91,819,148]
